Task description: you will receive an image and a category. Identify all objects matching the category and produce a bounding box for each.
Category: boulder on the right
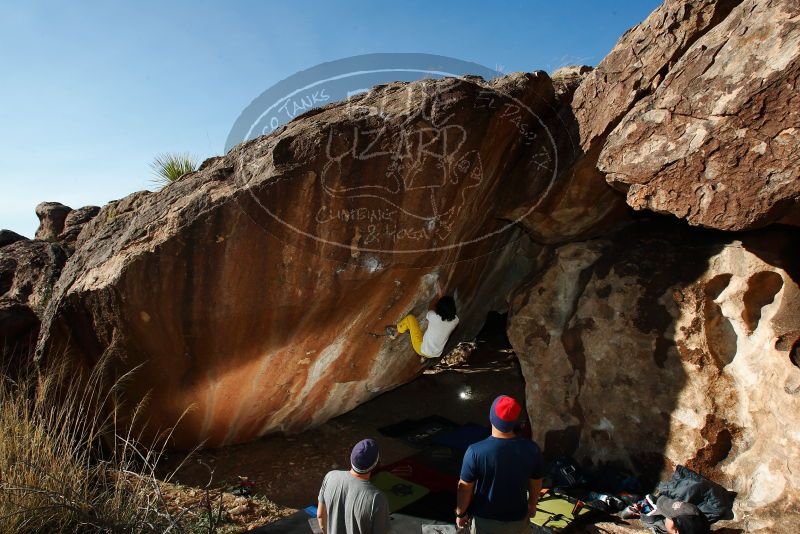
[598,0,800,231]
[508,222,800,525]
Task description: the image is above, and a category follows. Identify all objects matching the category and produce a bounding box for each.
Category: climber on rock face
[386,294,459,363]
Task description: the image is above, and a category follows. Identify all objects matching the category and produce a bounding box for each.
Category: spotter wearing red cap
[489,395,521,433]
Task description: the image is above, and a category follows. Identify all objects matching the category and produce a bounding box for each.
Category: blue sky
[0,1,660,237]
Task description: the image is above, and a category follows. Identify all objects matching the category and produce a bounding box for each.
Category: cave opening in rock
[791,337,800,369]
[475,311,513,350]
[443,311,516,368]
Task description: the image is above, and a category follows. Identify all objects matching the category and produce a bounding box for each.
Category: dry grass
[0,355,218,533]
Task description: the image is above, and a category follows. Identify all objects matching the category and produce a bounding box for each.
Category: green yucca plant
[150,153,198,186]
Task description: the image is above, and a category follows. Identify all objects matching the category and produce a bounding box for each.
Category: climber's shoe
[385,325,398,339]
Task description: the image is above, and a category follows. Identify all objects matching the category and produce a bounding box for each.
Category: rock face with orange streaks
[34,73,614,448]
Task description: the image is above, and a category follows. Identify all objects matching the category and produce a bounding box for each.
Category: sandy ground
[160,346,524,510]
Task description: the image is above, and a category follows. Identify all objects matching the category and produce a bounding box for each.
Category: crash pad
[430,423,490,451]
[411,446,465,477]
[400,490,457,522]
[389,512,451,532]
[371,471,430,512]
[245,511,312,533]
[378,416,458,449]
[421,525,458,534]
[531,493,591,531]
[380,456,459,493]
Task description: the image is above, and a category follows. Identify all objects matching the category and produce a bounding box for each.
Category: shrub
[150,153,198,186]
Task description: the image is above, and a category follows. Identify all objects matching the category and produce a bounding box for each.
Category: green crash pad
[371,471,430,512]
[531,494,590,530]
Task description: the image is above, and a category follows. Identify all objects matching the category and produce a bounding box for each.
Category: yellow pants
[397,314,425,356]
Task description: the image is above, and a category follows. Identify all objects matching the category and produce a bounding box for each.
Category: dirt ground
[155,345,753,532]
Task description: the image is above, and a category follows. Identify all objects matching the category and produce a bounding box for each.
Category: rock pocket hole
[791,338,800,369]
[703,274,736,368]
[704,273,732,300]
[687,415,740,476]
[741,271,784,333]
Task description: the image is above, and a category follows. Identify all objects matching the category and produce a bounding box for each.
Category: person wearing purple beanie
[317,438,389,534]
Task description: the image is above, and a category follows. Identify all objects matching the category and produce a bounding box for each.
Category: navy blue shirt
[460,436,546,521]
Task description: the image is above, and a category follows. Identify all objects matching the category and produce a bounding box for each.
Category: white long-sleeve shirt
[421,310,459,358]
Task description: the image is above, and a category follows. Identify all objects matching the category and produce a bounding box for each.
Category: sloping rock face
[573,0,744,151]
[0,230,26,248]
[0,238,67,364]
[598,0,800,230]
[507,65,630,244]
[508,222,800,522]
[59,205,101,250]
[34,73,607,448]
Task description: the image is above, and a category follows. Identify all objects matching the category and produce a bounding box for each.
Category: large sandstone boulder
[0,238,67,364]
[34,73,604,448]
[599,0,800,230]
[511,0,747,243]
[508,222,800,523]
[573,0,743,152]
